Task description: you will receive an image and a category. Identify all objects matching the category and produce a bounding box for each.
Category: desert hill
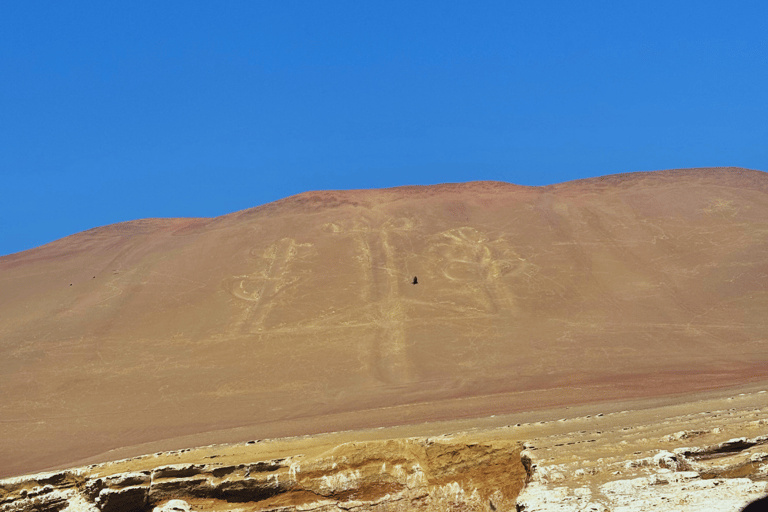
[1,167,767,478]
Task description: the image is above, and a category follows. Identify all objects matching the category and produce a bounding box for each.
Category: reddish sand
[1,167,767,478]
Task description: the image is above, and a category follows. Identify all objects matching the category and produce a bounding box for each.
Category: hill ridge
[1,166,767,478]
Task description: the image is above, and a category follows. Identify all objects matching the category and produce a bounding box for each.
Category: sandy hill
[1,167,767,478]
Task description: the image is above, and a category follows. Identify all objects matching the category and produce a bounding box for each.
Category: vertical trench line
[352,230,377,377]
[376,228,411,385]
[355,233,374,304]
[241,238,296,333]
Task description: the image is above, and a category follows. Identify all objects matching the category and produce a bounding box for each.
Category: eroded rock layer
[516,390,768,511]
[0,437,525,512]
[3,388,768,512]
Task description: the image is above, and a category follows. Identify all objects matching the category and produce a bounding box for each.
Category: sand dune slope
[1,167,767,478]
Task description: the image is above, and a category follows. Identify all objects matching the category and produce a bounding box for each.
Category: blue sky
[2,1,767,256]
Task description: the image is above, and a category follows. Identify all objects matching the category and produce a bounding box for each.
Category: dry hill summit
[1,168,767,511]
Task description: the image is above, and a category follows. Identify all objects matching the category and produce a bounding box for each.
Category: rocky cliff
[0,436,525,512]
[515,389,768,511]
[2,387,767,512]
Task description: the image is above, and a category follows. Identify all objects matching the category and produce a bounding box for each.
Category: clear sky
[2,1,766,256]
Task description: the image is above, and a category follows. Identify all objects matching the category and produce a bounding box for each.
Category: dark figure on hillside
[412,276,418,285]
[742,496,768,511]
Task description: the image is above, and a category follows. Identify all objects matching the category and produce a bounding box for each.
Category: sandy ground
[49,379,768,477]
[1,168,767,479]
[2,379,765,512]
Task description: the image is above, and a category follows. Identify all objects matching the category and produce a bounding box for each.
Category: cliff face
[0,437,525,512]
[515,389,768,512]
[2,388,768,512]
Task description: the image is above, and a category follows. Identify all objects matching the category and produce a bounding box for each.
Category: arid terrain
[1,385,767,511]
[1,167,767,510]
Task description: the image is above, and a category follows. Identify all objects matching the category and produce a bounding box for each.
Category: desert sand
[1,168,766,507]
[1,383,766,511]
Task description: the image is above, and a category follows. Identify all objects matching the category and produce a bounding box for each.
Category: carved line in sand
[370,228,410,385]
[226,238,314,332]
[317,216,420,385]
[353,221,536,385]
[223,219,535,387]
[704,197,740,218]
[343,217,414,385]
[427,227,532,315]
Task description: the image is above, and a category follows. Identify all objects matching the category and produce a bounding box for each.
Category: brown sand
[1,167,767,478]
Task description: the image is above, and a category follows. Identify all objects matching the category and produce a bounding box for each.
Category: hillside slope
[1,167,767,478]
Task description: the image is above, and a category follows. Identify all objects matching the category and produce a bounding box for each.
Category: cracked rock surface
[0,436,524,512]
[516,389,768,511]
[2,388,767,512]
